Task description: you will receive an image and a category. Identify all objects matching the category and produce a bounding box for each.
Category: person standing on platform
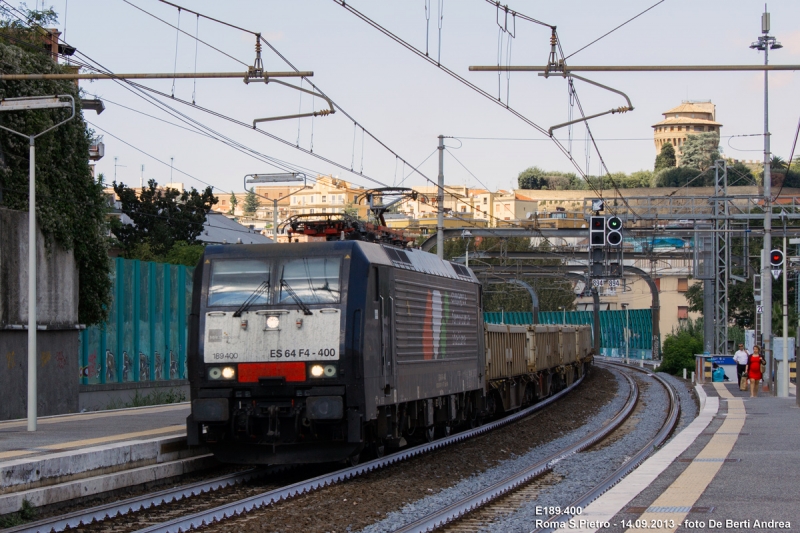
[748,346,766,397]
[733,343,750,382]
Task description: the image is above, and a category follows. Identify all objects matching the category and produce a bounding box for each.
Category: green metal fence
[79,258,193,384]
[484,309,655,359]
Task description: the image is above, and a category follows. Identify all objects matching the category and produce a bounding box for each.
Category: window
[310,208,315,214]
[483,197,487,205]
[322,195,327,203]
[677,306,689,319]
[322,208,326,213]
[279,257,342,304]
[461,206,466,212]
[677,278,689,292]
[353,195,358,202]
[208,259,270,306]
[310,195,315,204]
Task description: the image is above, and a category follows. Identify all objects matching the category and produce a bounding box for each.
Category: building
[491,191,538,225]
[288,175,368,219]
[652,101,722,164]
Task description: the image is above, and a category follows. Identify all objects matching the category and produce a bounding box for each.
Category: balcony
[89,136,105,161]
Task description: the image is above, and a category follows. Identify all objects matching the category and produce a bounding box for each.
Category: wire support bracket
[543,73,633,136]
[247,76,335,126]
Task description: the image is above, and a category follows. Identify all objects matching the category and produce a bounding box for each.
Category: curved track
[531,363,680,533]
[390,365,641,533]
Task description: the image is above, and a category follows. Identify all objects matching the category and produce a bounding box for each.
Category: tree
[0,7,111,325]
[654,166,711,187]
[728,162,756,186]
[228,191,238,215]
[679,133,720,171]
[654,142,677,171]
[112,179,217,257]
[243,188,259,216]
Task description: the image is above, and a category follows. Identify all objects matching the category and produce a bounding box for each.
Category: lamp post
[461,229,472,268]
[621,303,630,365]
[243,173,307,240]
[0,95,75,432]
[750,8,782,394]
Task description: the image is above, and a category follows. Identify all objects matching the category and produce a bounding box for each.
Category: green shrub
[657,330,703,376]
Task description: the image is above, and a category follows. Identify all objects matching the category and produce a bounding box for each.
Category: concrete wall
[0,208,80,420]
[0,330,79,419]
[0,208,79,326]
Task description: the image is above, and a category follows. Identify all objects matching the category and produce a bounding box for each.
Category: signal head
[606,216,622,231]
[770,249,784,267]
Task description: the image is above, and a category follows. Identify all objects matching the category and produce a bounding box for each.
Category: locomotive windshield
[278,257,341,304]
[208,259,271,306]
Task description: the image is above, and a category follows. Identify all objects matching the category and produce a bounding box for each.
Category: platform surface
[573,378,799,532]
[0,403,189,462]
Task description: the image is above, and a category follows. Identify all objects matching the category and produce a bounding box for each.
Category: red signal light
[770,249,784,267]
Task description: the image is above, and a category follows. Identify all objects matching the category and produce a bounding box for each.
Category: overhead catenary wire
[329,0,630,215]
[563,0,667,60]
[122,0,248,66]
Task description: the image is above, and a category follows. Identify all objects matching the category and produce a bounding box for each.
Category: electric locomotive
[186,241,486,464]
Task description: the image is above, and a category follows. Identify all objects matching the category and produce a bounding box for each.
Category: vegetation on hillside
[0,6,111,325]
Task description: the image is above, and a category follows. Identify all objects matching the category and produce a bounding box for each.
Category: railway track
[6,372,588,533]
[397,363,679,533]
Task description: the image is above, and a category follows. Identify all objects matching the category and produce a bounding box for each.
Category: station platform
[574,378,799,532]
[0,403,213,516]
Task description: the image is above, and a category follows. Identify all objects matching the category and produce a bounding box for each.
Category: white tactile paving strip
[566,384,718,533]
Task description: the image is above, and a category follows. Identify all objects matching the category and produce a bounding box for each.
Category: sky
[32,0,800,195]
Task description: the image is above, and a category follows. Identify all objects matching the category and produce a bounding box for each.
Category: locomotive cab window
[279,257,342,304]
[208,259,270,307]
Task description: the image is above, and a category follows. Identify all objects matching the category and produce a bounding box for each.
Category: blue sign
[712,356,735,365]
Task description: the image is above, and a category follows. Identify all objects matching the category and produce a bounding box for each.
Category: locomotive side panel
[390,269,484,404]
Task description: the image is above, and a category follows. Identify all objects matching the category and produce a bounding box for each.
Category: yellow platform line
[0,425,186,461]
[0,403,188,431]
[625,384,745,533]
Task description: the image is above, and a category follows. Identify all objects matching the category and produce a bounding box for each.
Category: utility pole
[750,8,782,393]
[0,95,75,432]
[437,134,444,260]
[140,164,144,190]
[780,231,789,397]
[170,157,174,183]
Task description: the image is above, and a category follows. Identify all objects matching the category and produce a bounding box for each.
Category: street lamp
[461,229,473,268]
[750,8,781,394]
[0,95,75,431]
[621,303,630,365]
[243,173,307,240]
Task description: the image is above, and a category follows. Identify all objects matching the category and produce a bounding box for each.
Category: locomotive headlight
[310,364,325,378]
[323,365,337,377]
[221,366,236,379]
[208,367,222,380]
[266,316,280,329]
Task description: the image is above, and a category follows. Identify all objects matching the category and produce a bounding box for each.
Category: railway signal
[606,216,623,246]
[590,216,606,247]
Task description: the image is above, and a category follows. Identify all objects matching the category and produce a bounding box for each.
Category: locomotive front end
[187,244,362,464]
